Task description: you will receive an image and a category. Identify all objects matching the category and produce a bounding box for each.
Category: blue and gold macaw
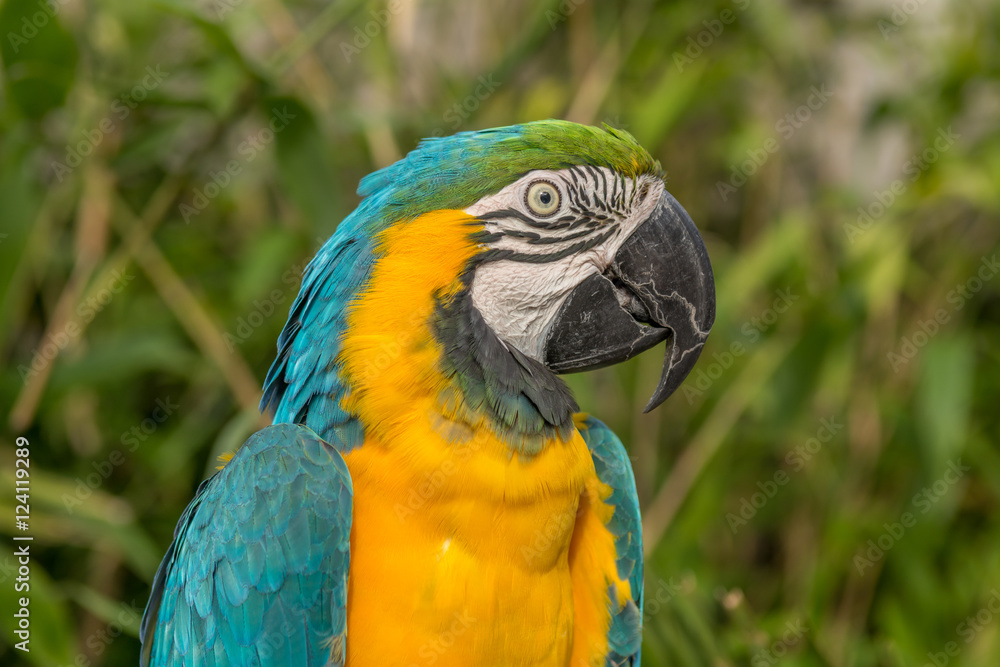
[140,120,715,666]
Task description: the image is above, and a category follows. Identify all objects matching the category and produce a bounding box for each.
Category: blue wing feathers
[140,423,353,667]
[260,233,373,453]
[578,415,644,667]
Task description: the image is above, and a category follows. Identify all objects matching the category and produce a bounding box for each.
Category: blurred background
[1,0,999,664]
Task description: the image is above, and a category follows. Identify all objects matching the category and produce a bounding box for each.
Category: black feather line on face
[506,229,543,241]
[525,227,601,245]
[566,184,583,210]
[582,166,603,210]
[477,226,617,264]
[597,168,610,211]
[567,210,594,230]
[612,176,626,213]
[475,167,637,263]
[479,208,562,231]
[568,166,583,188]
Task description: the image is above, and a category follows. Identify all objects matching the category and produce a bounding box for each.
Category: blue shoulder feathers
[260,230,373,451]
[140,424,353,667]
[579,415,645,666]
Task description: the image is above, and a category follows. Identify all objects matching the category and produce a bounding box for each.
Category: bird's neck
[432,282,577,454]
[339,209,577,456]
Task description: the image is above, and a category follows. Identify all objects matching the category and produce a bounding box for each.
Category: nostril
[606,273,654,326]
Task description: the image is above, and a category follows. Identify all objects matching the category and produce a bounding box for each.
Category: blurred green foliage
[1,0,999,665]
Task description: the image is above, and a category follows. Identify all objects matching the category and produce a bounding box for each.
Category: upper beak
[543,190,716,411]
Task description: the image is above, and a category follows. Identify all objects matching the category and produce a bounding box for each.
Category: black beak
[543,190,716,411]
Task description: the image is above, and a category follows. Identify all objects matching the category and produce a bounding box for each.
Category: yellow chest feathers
[342,424,601,666]
[336,211,630,665]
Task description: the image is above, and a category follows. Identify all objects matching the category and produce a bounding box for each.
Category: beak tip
[644,332,709,411]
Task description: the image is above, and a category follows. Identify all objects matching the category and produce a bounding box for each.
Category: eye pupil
[525,180,560,217]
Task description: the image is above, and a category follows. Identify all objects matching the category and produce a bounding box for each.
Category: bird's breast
[341,414,597,666]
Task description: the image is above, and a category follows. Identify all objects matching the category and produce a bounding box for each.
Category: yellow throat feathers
[337,209,634,666]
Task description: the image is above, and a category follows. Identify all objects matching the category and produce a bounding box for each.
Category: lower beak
[543,191,716,411]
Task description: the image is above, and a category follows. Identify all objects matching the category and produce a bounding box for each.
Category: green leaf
[0,0,78,117]
[916,334,974,476]
[270,96,343,234]
[0,123,44,341]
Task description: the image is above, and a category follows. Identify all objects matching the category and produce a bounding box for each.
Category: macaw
[140,120,715,667]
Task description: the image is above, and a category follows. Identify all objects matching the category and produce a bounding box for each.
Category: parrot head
[263,120,715,449]
[457,148,714,414]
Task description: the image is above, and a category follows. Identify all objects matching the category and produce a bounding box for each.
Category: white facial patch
[465,166,664,361]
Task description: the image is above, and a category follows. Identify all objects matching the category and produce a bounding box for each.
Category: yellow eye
[525,181,560,217]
